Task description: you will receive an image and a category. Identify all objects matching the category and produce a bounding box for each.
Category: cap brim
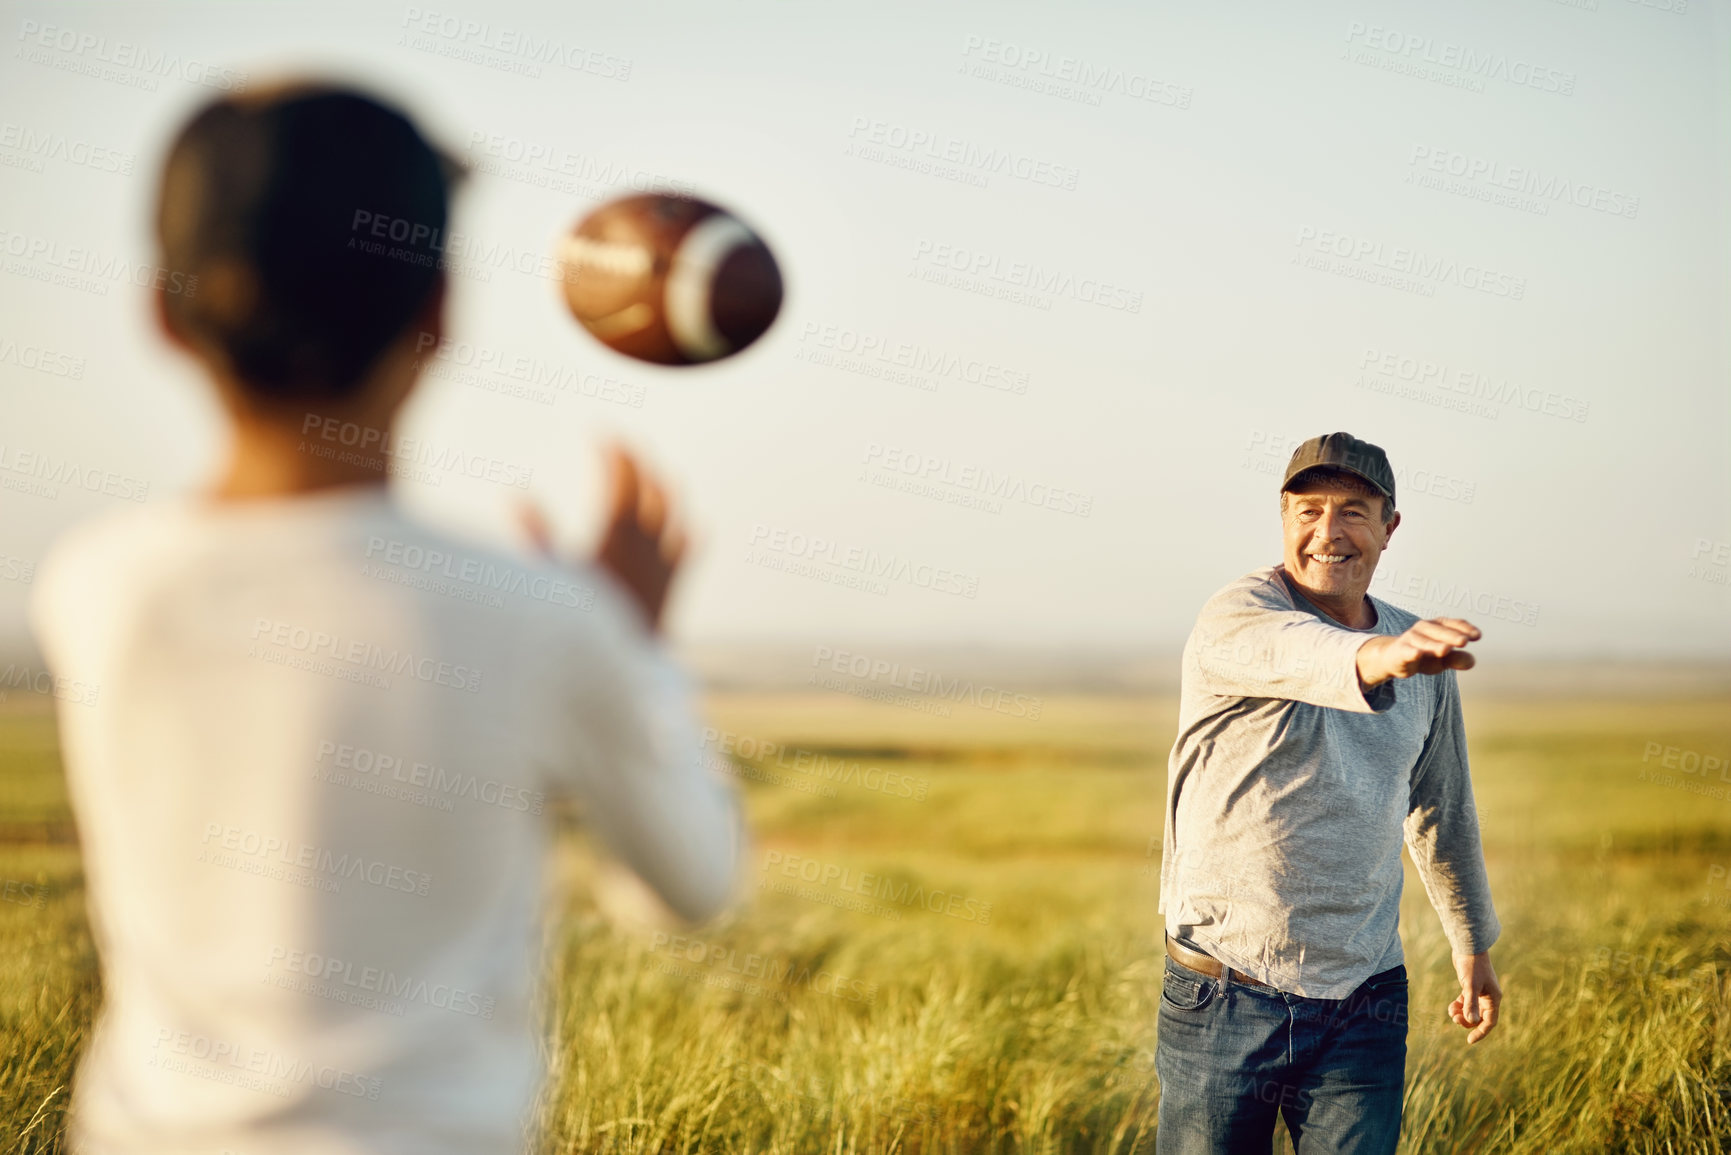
[1281,463,1392,499]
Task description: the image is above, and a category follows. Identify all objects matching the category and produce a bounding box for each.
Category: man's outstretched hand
[1357,618,1481,688]
[1449,950,1502,1045]
[519,444,688,632]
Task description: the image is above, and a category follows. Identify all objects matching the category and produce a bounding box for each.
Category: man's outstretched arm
[1189,576,1479,714]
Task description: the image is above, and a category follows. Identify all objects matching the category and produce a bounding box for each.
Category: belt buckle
[1231,966,1271,991]
[1165,933,1216,976]
[1167,933,1276,992]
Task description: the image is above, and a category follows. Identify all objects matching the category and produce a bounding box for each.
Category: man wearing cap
[1154,432,1501,1154]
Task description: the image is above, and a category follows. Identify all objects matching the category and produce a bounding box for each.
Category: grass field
[2,684,1730,1152]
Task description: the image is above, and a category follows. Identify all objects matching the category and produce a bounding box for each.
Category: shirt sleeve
[534,571,746,924]
[24,515,108,692]
[1186,572,1394,713]
[1403,671,1500,956]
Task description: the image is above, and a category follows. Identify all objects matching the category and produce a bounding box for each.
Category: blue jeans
[1155,952,1408,1154]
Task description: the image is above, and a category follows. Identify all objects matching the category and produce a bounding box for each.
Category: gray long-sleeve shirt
[1159,564,1500,998]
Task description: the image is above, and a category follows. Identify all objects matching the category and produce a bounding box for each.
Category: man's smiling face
[1280,471,1400,605]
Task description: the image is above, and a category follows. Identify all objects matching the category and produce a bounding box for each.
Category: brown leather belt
[1165,933,1273,990]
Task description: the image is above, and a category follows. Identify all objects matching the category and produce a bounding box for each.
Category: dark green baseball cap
[1280,431,1396,506]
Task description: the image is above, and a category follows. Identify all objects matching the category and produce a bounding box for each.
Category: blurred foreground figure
[30,82,743,1155]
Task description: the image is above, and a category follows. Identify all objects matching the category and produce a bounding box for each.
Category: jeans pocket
[1356,967,1409,1032]
[1364,965,1408,994]
[1161,963,1217,1013]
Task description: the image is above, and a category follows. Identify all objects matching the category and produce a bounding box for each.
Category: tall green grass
[2,690,1728,1152]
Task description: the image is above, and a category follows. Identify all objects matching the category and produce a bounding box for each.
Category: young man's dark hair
[155,83,462,400]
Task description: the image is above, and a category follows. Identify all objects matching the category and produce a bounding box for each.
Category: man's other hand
[1448,950,1501,1045]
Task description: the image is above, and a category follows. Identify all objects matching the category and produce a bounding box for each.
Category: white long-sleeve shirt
[28,484,744,1155]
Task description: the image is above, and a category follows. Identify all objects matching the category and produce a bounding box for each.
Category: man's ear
[1383,509,1402,543]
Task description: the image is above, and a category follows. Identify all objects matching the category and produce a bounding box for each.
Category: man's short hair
[1279,466,1397,525]
[155,82,461,402]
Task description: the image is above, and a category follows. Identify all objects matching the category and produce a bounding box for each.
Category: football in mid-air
[556,193,783,366]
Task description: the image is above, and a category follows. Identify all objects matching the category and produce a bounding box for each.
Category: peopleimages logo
[811,646,1044,720]
[347,210,581,285]
[910,239,1143,313]
[0,444,149,502]
[1355,348,1589,423]
[862,442,1093,517]
[701,727,931,801]
[761,851,993,925]
[0,227,198,298]
[957,34,1194,110]
[149,1028,380,1101]
[648,932,878,1004]
[363,537,595,612]
[0,335,85,378]
[199,822,433,897]
[414,333,646,409]
[1638,740,1731,804]
[15,19,250,92]
[315,739,545,815]
[398,8,633,80]
[1293,227,1526,300]
[795,321,1030,396]
[1369,568,1540,628]
[1689,538,1729,586]
[300,415,534,489]
[0,664,99,706]
[1407,146,1639,219]
[463,129,690,194]
[1241,428,1478,505]
[1,878,47,909]
[248,617,483,693]
[1343,22,1576,96]
[264,946,497,1019]
[746,524,979,599]
[0,121,135,174]
[1641,742,1729,782]
[845,115,1082,191]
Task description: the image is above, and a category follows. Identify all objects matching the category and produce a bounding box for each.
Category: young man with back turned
[30,83,744,1154]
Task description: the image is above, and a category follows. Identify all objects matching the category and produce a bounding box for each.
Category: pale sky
[2,0,1727,660]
